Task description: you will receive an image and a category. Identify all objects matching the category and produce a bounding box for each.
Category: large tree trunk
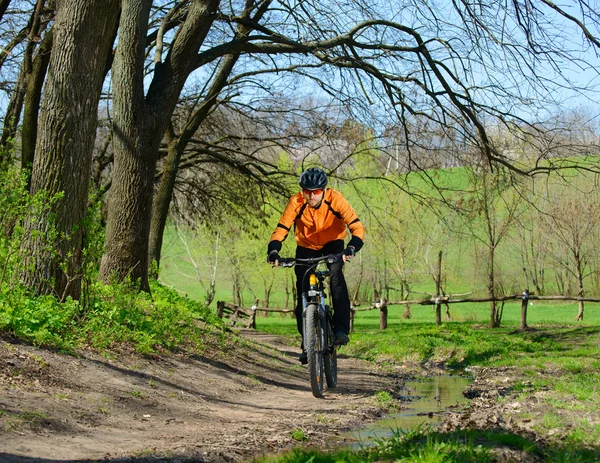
[21,27,53,173]
[99,0,157,291]
[19,0,120,299]
[100,0,219,291]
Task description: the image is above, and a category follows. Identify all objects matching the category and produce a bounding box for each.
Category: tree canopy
[1,0,600,297]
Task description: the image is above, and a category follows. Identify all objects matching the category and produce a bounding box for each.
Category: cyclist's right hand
[267,250,280,266]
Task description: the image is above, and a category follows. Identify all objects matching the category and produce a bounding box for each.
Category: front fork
[302,293,333,353]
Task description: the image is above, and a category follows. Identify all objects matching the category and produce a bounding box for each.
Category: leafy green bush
[80,280,221,353]
[0,278,222,353]
[0,287,78,348]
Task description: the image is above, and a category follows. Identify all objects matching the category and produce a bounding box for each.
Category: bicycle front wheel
[324,314,337,388]
[305,303,325,398]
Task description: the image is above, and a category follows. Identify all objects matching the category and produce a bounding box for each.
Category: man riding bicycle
[267,167,366,364]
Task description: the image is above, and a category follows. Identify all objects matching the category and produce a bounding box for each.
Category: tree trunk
[0,68,26,159]
[351,252,364,306]
[232,273,242,306]
[100,0,219,291]
[488,245,500,327]
[21,27,53,174]
[205,282,216,306]
[444,302,451,321]
[0,0,12,24]
[148,130,178,277]
[575,258,585,321]
[99,0,156,291]
[19,0,119,299]
[435,250,442,325]
[262,279,272,309]
[402,286,411,319]
[284,279,291,310]
[147,0,263,274]
[0,0,48,161]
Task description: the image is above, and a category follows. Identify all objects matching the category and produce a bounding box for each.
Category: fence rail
[375,295,600,305]
[355,292,598,330]
[220,293,598,331]
[256,308,294,314]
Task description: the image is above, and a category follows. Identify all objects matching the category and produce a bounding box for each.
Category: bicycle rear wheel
[324,311,337,388]
[305,303,325,398]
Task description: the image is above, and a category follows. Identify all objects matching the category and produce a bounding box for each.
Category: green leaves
[0,277,220,354]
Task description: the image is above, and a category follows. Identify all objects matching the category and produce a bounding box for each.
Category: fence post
[435,298,442,326]
[378,299,388,330]
[350,306,355,333]
[520,289,529,330]
[216,300,225,318]
[435,251,443,326]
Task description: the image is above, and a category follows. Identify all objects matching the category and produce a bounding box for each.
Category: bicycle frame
[279,254,340,397]
[280,254,337,336]
[301,264,329,329]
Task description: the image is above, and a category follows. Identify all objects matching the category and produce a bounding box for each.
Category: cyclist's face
[302,188,325,207]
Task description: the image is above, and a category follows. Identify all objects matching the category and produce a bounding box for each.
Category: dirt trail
[0,330,400,462]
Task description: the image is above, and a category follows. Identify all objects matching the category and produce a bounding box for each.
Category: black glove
[343,246,355,258]
[267,250,280,264]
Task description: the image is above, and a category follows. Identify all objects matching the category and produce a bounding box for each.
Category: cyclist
[267,167,366,364]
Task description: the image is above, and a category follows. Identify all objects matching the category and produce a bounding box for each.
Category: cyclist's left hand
[343,246,355,262]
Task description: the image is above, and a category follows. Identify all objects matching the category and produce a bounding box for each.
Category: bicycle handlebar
[277,254,342,268]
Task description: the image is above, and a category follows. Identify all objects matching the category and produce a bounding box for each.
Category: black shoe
[334,331,349,345]
[299,351,308,365]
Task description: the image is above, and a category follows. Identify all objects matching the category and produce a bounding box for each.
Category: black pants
[294,240,350,346]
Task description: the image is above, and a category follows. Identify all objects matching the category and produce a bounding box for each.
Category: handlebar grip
[326,253,342,263]
[278,258,296,267]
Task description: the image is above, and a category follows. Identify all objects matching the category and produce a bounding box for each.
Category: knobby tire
[324,309,337,388]
[305,303,325,398]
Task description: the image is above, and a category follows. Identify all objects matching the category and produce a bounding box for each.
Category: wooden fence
[219,292,599,332]
[357,291,600,331]
[216,301,257,329]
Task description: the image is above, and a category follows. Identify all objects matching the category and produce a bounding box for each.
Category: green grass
[254,303,600,462]
[0,279,225,354]
[256,302,600,365]
[256,426,599,463]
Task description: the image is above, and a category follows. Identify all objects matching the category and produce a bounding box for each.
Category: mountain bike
[279,254,341,398]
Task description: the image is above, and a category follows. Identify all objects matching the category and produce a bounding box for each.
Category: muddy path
[0,330,403,462]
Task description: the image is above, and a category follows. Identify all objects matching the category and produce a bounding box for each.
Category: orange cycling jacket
[268,188,365,253]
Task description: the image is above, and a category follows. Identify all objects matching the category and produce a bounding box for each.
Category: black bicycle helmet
[299,167,328,189]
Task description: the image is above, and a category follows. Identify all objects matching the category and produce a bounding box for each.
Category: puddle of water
[351,374,472,444]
